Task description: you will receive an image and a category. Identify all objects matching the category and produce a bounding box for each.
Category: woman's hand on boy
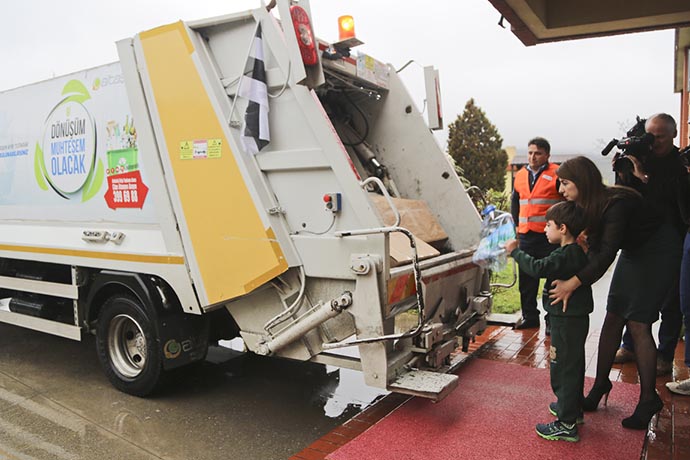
[549,276,582,312]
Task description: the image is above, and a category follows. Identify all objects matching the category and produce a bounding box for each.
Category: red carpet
[328,359,647,460]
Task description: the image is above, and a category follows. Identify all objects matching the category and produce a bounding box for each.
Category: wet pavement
[0,326,384,460]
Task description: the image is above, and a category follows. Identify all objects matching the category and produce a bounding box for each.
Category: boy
[505,201,592,443]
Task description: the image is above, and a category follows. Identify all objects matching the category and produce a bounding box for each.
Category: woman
[549,156,680,430]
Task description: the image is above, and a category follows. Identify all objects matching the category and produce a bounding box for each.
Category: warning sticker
[193,140,207,159]
[208,139,222,158]
[180,141,193,160]
[180,139,222,159]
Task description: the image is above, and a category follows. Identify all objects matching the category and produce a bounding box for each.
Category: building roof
[509,153,616,185]
[509,153,580,166]
[485,0,690,46]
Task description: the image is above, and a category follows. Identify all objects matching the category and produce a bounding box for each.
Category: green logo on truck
[164,340,182,359]
[34,80,104,201]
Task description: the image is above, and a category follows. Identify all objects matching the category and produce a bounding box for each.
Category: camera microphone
[601,138,618,156]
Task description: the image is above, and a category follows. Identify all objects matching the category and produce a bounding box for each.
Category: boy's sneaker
[548,402,584,424]
[666,377,690,396]
[535,420,579,442]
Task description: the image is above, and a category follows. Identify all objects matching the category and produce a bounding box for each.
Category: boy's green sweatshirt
[510,243,593,317]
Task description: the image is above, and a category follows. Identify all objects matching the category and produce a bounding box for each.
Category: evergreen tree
[447,99,508,192]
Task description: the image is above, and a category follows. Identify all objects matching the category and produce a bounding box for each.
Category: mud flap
[387,369,459,402]
[158,313,209,370]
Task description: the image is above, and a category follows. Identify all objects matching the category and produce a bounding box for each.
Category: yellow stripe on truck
[0,244,185,265]
[139,22,287,304]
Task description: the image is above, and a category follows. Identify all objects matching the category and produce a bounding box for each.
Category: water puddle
[210,311,422,419]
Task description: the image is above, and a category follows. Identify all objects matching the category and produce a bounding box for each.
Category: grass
[490,263,520,314]
[490,262,545,315]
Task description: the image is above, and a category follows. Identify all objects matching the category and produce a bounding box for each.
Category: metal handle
[326,226,425,350]
[362,177,400,227]
[490,258,518,289]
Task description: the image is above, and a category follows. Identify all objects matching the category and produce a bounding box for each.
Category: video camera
[601,116,655,174]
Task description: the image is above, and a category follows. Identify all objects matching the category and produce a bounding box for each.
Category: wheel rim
[108,313,147,379]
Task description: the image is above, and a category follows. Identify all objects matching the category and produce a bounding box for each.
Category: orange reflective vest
[514,163,561,234]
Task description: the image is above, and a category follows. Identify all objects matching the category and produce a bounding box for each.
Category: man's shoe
[514,317,539,330]
[535,420,579,442]
[666,377,690,396]
[548,402,584,424]
[656,357,673,376]
[613,347,636,364]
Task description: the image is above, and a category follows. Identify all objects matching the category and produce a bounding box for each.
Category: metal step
[486,312,520,326]
[387,369,459,402]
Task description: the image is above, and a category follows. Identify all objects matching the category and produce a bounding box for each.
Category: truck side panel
[0,59,201,313]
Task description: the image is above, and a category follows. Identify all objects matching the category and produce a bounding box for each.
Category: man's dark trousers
[518,230,559,323]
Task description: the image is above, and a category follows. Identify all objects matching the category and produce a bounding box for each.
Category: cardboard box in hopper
[368,193,449,266]
[388,232,440,267]
[368,194,449,248]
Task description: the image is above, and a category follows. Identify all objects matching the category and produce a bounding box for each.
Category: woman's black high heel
[621,393,663,430]
[582,380,613,412]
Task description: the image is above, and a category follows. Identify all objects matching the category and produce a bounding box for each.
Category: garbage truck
[0,0,490,401]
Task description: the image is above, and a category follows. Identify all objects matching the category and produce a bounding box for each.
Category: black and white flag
[240,24,270,155]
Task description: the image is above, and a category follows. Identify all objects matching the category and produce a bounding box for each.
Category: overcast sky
[1,0,681,154]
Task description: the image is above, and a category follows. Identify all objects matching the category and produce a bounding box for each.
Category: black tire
[96,294,163,396]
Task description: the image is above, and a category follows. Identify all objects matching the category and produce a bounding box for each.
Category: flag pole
[228,19,262,129]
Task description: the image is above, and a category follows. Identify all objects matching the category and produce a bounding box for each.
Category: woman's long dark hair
[556,156,639,237]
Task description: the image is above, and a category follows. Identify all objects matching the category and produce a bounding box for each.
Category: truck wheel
[96,294,163,396]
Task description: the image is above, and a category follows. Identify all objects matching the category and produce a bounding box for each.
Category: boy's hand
[504,239,518,254]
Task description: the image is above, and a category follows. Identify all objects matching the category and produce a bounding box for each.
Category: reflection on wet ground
[302,310,420,419]
[208,343,388,420]
[215,338,388,420]
[320,369,386,419]
[0,322,392,460]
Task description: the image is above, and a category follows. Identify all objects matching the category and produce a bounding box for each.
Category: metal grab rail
[323,225,426,350]
[362,176,400,227]
[490,258,518,289]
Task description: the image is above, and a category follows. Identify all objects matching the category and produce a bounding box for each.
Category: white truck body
[0,1,489,400]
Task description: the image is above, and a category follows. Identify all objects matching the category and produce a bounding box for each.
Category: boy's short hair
[546,201,585,237]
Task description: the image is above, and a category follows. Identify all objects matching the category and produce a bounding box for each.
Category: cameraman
[613,113,686,375]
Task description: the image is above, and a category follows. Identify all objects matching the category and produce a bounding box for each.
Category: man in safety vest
[510,137,562,333]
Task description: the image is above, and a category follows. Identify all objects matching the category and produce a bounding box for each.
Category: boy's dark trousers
[549,315,589,424]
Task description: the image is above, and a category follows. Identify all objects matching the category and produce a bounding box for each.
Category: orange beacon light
[338,15,356,41]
